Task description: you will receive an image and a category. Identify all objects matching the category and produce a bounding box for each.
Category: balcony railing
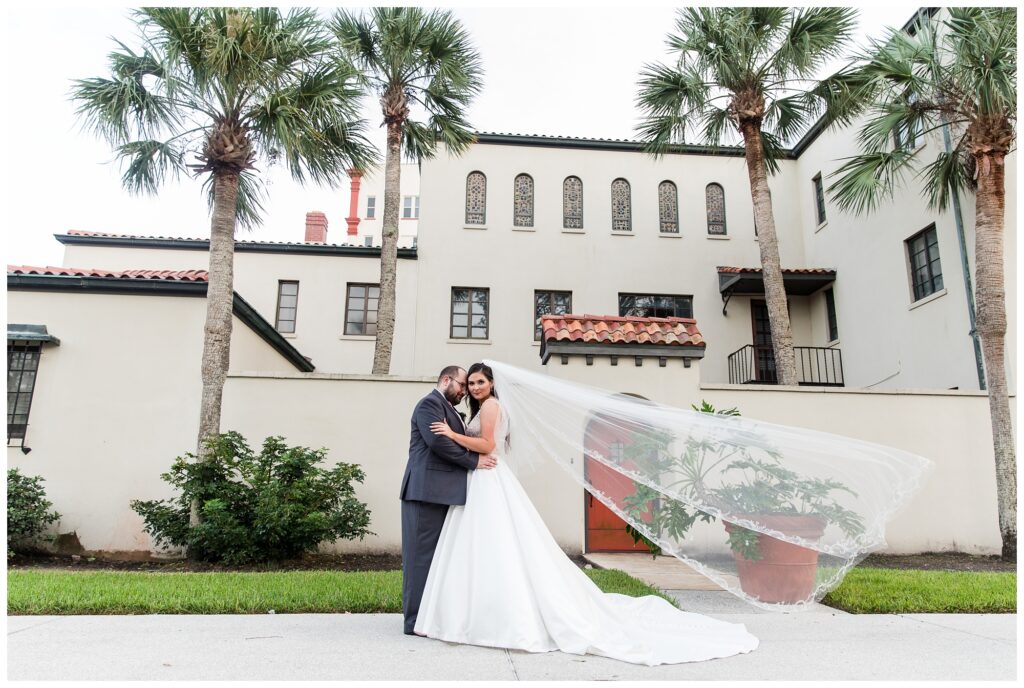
[727,345,844,386]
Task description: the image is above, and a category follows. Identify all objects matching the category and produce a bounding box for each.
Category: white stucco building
[7,8,1016,558]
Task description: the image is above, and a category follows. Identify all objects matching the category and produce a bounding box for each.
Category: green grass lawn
[822,568,1016,614]
[7,567,676,615]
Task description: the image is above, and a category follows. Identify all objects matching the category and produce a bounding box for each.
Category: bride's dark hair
[467,362,497,422]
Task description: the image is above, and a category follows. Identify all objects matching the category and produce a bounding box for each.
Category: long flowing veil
[485,359,933,611]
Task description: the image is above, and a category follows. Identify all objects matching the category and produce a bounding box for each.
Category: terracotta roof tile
[717,266,836,275]
[541,314,705,348]
[7,265,209,282]
[63,229,379,249]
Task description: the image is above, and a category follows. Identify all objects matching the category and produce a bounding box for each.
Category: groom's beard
[442,384,462,405]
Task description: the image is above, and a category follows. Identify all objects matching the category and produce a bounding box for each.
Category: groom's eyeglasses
[450,378,467,391]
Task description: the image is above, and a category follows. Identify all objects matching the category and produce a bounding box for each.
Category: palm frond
[74,7,374,227]
[826,150,916,215]
[758,130,785,175]
[635,61,714,154]
[919,145,976,211]
[332,7,483,161]
[202,169,267,231]
[769,7,857,80]
[116,139,187,194]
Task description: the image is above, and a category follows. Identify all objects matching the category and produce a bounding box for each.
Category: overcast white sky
[4,4,920,267]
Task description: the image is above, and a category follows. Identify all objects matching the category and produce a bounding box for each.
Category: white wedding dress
[414,398,759,666]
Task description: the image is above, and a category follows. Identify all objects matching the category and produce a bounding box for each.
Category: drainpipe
[942,121,986,390]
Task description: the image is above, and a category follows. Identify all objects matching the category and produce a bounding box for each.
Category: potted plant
[712,456,864,603]
[618,401,864,603]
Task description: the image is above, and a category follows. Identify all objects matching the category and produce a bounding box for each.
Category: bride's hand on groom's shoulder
[430,419,455,439]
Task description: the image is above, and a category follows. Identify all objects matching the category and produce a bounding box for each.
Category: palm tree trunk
[372,121,401,375]
[973,150,1016,561]
[189,171,239,531]
[739,122,799,386]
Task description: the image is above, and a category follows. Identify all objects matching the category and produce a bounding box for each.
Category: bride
[417,362,759,666]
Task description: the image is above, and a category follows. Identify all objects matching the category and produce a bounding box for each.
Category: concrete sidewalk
[8,595,1016,681]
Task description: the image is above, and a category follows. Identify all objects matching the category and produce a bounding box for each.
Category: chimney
[346,169,362,236]
[304,211,328,243]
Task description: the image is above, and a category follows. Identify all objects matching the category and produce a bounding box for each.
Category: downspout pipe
[942,121,986,390]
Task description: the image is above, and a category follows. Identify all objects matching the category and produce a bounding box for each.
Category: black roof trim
[473,132,772,159]
[55,234,417,259]
[7,272,314,372]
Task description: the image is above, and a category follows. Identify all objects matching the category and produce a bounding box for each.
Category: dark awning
[717,266,837,296]
[7,324,60,345]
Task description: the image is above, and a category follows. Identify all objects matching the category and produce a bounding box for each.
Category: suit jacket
[400,389,480,505]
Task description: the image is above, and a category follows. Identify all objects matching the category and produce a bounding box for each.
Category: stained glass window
[514,174,534,227]
[465,171,486,225]
[658,181,678,233]
[611,178,631,231]
[706,183,726,235]
[563,176,583,229]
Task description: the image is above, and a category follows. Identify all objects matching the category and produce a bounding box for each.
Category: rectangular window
[824,288,839,342]
[812,173,826,225]
[345,283,380,335]
[906,224,943,301]
[403,195,420,219]
[366,196,376,219]
[534,290,572,341]
[894,121,923,151]
[618,293,693,319]
[8,342,41,440]
[275,281,299,334]
[894,93,924,151]
[451,287,489,339]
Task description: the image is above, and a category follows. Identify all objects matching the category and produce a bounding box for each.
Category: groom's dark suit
[400,388,480,634]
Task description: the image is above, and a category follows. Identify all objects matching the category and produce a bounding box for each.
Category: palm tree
[332,7,483,375]
[636,7,858,386]
[828,7,1017,559]
[72,8,376,531]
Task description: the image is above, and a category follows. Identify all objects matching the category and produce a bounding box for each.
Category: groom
[400,365,497,635]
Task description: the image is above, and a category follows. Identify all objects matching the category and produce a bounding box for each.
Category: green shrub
[7,468,61,558]
[130,432,373,564]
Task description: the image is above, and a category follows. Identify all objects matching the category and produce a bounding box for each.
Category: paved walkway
[584,552,725,590]
[7,554,1016,680]
[8,603,1015,680]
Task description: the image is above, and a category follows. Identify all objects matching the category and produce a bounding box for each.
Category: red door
[584,417,654,552]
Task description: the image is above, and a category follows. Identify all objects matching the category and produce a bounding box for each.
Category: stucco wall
[59,244,419,376]
[8,287,1009,558]
[7,288,300,554]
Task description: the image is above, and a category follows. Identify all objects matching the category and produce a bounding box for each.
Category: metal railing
[728,345,844,386]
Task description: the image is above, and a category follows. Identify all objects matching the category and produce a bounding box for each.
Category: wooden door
[584,418,653,552]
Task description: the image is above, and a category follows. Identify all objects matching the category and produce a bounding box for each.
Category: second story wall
[413,138,808,378]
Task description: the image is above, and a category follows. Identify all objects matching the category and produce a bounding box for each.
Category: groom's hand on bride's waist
[477,454,498,470]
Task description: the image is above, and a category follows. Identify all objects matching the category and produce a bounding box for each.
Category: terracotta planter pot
[724,514,827,604]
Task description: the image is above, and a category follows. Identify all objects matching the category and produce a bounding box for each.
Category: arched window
[465,171,487,225]
[563,176,583,229]
[611,178,631,231]
[658,180,679,233]
[513,173,534,227]
[706,183,726,235]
